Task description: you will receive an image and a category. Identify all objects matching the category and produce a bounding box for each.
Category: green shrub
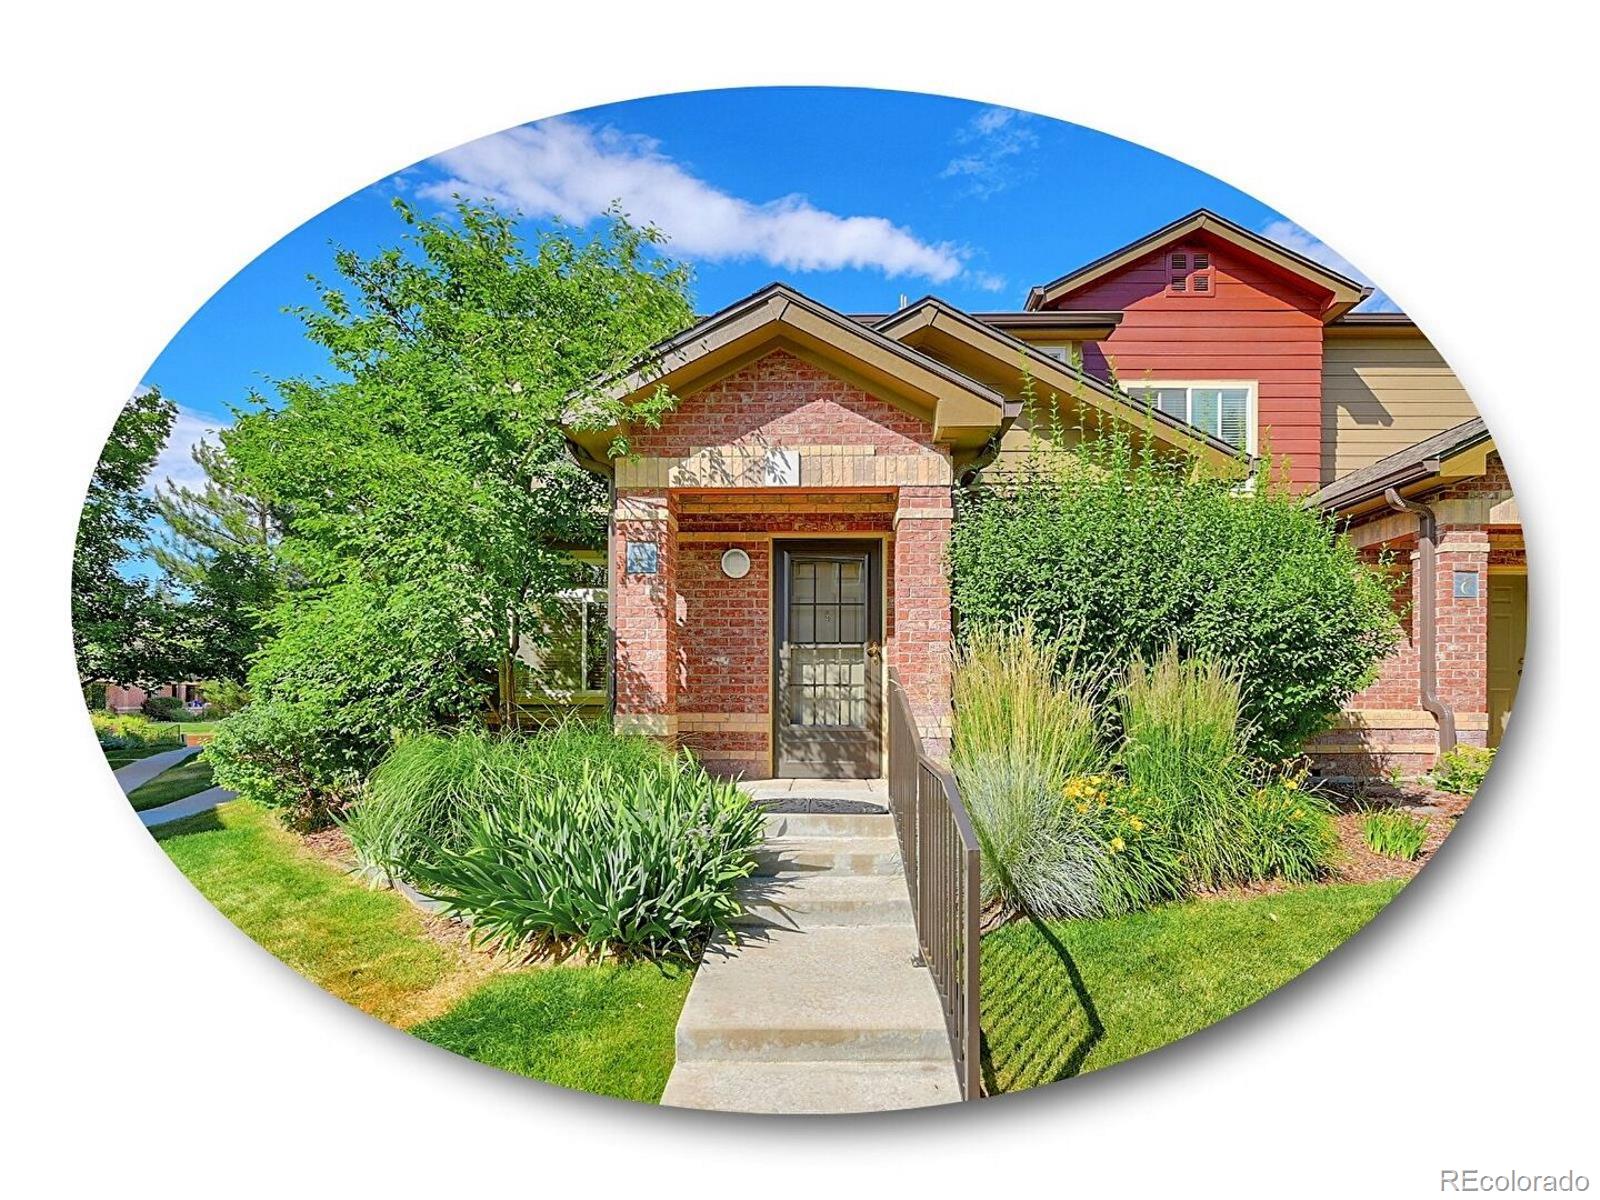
[952,621,1105,785]
[199,679,250,717]
[403,751,764,959]
[960,753,1105,920]
[951,424,1401,759]
[1362,809,1430,860]
[1064,774,1188,916]
[1119,648,1255,889]
[1242,778,1340,883]
[1432,745,1495,796]
[344,723,668,877]
[141,695,187,722]
[214,577,493,822]
[91,710,181,751]
[206,701,367,829]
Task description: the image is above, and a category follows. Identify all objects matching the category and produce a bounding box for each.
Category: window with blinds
[516,587,609,699]
[1126,383,1254,451]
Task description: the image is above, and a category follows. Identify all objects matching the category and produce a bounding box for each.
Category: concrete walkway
[114,745,200,794]
[139,786,236,829]
[661,779,960,1114]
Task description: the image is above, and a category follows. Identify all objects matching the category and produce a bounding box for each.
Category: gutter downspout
[1384,487,1458,754]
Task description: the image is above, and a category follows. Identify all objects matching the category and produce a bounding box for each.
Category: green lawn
[412,965,691,1101]
[127,755,217,812]
[153,801,690,1101]
[981,880,1406,1093]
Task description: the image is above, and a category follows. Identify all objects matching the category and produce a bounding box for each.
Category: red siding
[1046,237,1329,489]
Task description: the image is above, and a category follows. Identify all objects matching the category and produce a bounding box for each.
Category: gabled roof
[564,283,1009,461]
[875,295,1249,471]
[1312,417,1492,514]
[1024,208,1370,320]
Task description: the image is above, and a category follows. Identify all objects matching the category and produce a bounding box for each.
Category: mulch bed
[1324,780,1472,884]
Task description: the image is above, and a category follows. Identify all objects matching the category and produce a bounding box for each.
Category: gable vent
[1167,245,1215,297]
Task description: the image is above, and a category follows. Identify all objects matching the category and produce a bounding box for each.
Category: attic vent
[1167,246,1215,297]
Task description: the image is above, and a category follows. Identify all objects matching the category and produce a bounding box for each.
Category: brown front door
[774,542,883,778]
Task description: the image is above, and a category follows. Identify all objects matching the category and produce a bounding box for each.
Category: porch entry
[773,540,884,778]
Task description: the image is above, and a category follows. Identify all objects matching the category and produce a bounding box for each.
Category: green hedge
[952,425,1400,759]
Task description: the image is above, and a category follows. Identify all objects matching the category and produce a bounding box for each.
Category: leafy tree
[153,439,282,680]
[950,412,1401,759]
[217,199,694,810]
[73,388,178,686]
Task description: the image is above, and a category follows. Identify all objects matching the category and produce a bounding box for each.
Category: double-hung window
[516,559,609,701]
[1125,382,1255,452]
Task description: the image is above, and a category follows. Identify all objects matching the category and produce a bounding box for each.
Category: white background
[3,3,1591,1195]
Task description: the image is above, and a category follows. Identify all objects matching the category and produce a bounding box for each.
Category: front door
[1487,572,1527,748]
[774,542,883,778]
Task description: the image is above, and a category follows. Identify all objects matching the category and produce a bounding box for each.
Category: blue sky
[142,86,1389,495]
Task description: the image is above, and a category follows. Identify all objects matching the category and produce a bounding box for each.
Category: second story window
[1166,247,1214,296]
[1126,383,1255,451]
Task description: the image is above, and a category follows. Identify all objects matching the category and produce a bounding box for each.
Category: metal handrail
[886,669,982,1100]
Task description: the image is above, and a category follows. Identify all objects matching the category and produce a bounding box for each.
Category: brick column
[611,491,678,742]
[1435,525,1490,748]
[891,485,954,760]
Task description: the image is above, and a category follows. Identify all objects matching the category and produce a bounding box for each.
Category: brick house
[537,210,1521,780]
[99,680,207,714]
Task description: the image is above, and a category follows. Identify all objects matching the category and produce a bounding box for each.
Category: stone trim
[616,713,677,737]
[678,712,771,733]
[1332,708,1489,731]
[616,445,953,490]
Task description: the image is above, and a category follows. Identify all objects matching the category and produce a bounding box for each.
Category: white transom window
[1124,382,1256,452]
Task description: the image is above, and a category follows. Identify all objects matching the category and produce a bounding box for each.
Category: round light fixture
[720,548,751,579]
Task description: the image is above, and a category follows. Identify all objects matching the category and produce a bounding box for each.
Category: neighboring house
[534,209,1519,780]
[1306,419,1523,776]
[100,681,208,714]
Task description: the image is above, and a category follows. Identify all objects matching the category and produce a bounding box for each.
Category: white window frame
[1124,379,1258,455]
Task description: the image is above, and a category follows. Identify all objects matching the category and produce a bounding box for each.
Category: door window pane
[816,604,840,643]
[790,604,814,643]
[840,561,863,602]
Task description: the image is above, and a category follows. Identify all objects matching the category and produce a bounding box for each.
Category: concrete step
[753,836,903,877]
[732,873,913,929]
[674,925,951,1063]
[661,1058,960,1114]
[761,811,896,840]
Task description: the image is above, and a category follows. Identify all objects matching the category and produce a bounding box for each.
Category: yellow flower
[1075,802,1089,814]
[1110,836,1126,852]
[1291,808,1304,820]
[1283,778,1300,791]
[1129,817,1145,831]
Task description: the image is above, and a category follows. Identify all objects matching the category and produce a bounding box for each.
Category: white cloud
[419,119,964,283]
[148,403,226,497]
[1260,220,1399,312]
[970,270,1008,294]
[941,107,1038,200]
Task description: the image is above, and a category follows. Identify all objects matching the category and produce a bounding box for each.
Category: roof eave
[1026,209,1368,320]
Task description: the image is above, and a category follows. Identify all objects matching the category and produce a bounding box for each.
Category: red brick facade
[609,350,956,777]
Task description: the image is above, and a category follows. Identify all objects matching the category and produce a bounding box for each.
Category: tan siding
[1322,334,1481,484]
